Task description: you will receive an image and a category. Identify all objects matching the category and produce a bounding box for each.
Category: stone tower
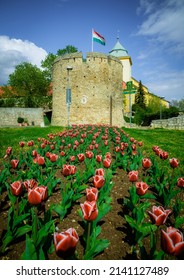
[51,52,124,127]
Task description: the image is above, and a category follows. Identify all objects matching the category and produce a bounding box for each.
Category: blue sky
[0,0,184,101]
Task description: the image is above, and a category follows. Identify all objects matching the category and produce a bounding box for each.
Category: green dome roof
[109,40,129,57]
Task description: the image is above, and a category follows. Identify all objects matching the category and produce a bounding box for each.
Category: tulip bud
[169,158,179,168]
[128,170,138,182]
[80,201,98,221]
[10,181,23,196]
[54,228,79,258]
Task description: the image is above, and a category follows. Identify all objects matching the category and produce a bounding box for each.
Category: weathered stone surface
[151,115,184,130]
[51,52,124,127]
[0,107,44,126]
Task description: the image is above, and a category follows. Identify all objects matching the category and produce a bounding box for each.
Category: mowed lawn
[0,126,183,171]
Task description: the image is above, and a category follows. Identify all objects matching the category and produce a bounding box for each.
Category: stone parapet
[0,107,44,127]
[151,115,184,130]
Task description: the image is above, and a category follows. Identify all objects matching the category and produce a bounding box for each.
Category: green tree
[135,80,146,109]
[8,62,50,107]
[170,98,184,112]
[41,45,78,81]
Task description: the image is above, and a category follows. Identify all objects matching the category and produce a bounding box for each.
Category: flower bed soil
[0,125,183,260]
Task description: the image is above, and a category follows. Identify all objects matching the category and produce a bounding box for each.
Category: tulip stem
[32,206,38,245]
[86,221,92,253]
[15,196,19,216]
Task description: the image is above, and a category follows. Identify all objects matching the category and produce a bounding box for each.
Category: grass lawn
[0,126,183,170]
[123,127,184,168]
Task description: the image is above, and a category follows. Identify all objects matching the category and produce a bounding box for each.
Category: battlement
[53,52,122,66]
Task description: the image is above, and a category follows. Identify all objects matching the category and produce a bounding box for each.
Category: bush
[133,106,179,126]
[17,117,24,124]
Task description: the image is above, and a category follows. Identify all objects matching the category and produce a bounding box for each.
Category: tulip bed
[0,124,184,260]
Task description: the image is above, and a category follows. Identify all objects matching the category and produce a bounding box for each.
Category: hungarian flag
[92,30,106,46]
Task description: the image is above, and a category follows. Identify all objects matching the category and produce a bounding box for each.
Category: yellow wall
[123,77,169,114]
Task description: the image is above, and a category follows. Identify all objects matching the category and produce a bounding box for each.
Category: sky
[0,0,184,101]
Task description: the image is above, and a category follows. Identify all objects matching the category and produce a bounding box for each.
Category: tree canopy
[8,62,50,107]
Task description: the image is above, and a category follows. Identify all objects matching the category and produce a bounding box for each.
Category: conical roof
[109,39,129,57]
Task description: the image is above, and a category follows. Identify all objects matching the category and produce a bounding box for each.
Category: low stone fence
[151,115,184,130]
[0,107,44,127]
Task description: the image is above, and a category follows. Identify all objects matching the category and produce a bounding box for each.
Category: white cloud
[136,0,184,54]
[143,69,184,101]
[0,36,47,85]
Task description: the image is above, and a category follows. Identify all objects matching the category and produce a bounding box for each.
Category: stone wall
[51,52,124,127]
[0,108,44,127]
[151,115,184,130]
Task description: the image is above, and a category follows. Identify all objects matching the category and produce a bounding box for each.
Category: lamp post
[160,96,165,120]
[66,66,73,127]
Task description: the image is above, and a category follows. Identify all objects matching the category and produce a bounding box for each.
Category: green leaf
[84,239,109,260]
[36,220,54,247]
[15,225,32,239]
[13,213,30,229]
[175,216,184,228]
[21,234,37,260]
[53,204,67,220]
[1,235,14,252]
[141,193,156,199]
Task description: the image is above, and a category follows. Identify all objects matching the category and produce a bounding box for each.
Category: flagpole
[92,28,93,52]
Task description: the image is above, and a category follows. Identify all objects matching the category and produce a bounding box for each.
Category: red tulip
[160,151,169,160]
[10,181,23,196]
[96,155,102,163]
[50,145,55,150]
[27,140,34,146]
[136,181,149,195]
[28,186,48,205]
[10,159,19,169]
[169,158,179,168]
[161,227,184,256]
[70,165,77,175]
[32,150,38,157]
[177,178,184,188]
[115,146,120,152]
[138,141,143,147]
[94,143,99,149]
[49,153,58,162]
[70,156,76,162]
[105,152,111,159]
[62,164,76,176]
[148,206,172,226]
[103,158,111,168]
[54,228,79,257]
[128,170,138,182]
[40,143,46,149]
[19,141,25,147]
[86,187,98,201]
[23,179,38,190]
[95,168,105,176]
[85,151,94,159]
[77,153,85,162]
[131,144,136,151]
[6,147,12,155]
[80,200,98,221]
[60,151,65,156]
[93,175,105,189]
[37,156,45,166]
[142,158,152,169]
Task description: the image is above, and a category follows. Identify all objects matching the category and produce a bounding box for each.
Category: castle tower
[51,52,124,127]
[109,38,132,83]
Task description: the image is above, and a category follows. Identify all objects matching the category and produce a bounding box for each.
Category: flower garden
[0,124,184,260]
